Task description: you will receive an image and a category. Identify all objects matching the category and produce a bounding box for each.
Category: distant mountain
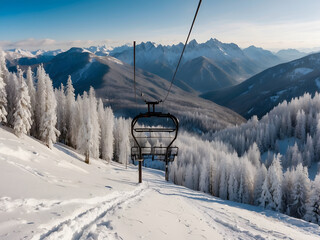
[276,49,308,62]
[3,40,303,94]
[201,52,320,119]
[243,46,282,69]
[176,56,237,92]
[14,47,245,132]
[110,39,288,92]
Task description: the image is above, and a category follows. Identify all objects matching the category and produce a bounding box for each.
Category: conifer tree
[13,68,32,136]
[55,84,67,142]
[254,164,267,206]
[77,92,91,163]
[290,164,310,218]
[5,72,19,126]
[26,67,36,135]
[304,173,320,224]
[65,76,77,147]
[38,71,60,148]
[88,87,100,158]
[35,65,47,137]
[0,67,7,123]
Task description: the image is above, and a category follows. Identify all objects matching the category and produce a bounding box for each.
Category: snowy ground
[1,126,320,240]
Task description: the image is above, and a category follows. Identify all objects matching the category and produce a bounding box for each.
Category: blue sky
[1,0,320,51]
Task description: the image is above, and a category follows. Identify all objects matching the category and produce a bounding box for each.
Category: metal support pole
[165,149,169,181]
[139,160,142,183]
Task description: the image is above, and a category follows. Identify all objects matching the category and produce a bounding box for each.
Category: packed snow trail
[34,185,148,240]
[1,126,320,239]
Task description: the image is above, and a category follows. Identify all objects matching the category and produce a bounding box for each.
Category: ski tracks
[33,183,148,240]
[184,196,317,240]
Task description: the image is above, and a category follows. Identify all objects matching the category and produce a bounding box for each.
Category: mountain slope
[177,56,237,92]
[1,126,319,240]
[276,49,308,62]
[243,45,282,69]
[17,48,245,132]
[201,52,320,119]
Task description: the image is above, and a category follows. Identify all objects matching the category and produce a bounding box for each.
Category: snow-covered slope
[0,126,319,239]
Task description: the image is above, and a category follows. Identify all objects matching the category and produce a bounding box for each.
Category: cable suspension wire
[133,41,137,104]
[133,40,150,104]
[161,0,202,103]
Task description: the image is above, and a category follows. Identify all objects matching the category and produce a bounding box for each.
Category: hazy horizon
[1,0,320,52]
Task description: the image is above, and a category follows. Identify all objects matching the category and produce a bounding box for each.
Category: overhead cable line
[161,0,202,103]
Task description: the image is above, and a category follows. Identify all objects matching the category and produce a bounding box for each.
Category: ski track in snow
[33,183,148,240]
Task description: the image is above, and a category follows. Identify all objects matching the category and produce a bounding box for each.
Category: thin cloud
[0,38,127,51]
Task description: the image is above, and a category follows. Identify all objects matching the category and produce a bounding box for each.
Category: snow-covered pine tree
[35,65,47,138]
[5,72,19,126]
[55,84,66,142]
[97,99,114,162]
[65,76,77,147]
[304,173,320,224]
[104,106,114,162]
[303,134,314,167]
[259,174,273,209]
[295,109,306,141]
[289,164,310,218]
[267,154,283,212]
[114,117,130,164]
[282,168,294,215]
[88,87,100,158]
[247,142,260,167]
[26,67,36,136]
[38,72,60,148]
[253,164,267,206]
[0,67,7,123]
[77,92,92,163]
[13,68,32,137]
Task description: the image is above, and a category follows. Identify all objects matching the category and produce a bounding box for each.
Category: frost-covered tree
[246,142,260,167]
[38,72,60,148]
[253,164,267,206]
[77,92,91,163]
[13,68,32,137]
[295,109,306,141]
[260,154,282,211]
[98,99,114,162]
[0,67,7,123]
[76,90,101,163]
[303,134,314,167]
[289,164,310,218]
[268,154,283,211]
[114,117,130,164]
[304,173,320,224]
[26,67,36,135]
[285,143,302,168]
[65,76,77,147]
[55,84,67,142]
[35,65,47,137]
[88,87,100,158]
[5,72,19,126]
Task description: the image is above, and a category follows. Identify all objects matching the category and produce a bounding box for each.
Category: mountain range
[9,47,245,133]
[3,38,316,122]
[4,39,309,94]
[202,52,320,119]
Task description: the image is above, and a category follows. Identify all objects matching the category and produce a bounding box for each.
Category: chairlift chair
[131,101,179,182]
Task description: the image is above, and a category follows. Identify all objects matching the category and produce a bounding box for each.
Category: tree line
[0,51,130,164]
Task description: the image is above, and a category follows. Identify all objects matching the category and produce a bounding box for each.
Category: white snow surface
[292,68,313,75]
[0,126,319,240]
